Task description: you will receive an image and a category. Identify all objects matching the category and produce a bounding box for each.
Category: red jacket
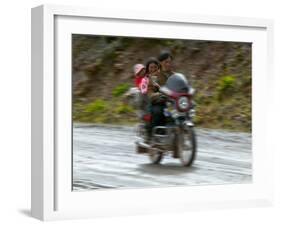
[135,76,149,94]
[135,76,143,88]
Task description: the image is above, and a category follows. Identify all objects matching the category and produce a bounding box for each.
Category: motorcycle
[135,73,197,167]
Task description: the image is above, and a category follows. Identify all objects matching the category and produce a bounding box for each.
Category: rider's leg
[150,103,166,133]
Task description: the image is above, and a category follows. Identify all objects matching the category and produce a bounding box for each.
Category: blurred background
[72,34,251,132]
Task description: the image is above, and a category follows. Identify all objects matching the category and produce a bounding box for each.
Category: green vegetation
[216,75,236,100]
[114,103,134,114]
[112,83,130,97]
[218,75,236,93]
[85,99,107,113]
[73,99,137,125]
[193,73,251,132]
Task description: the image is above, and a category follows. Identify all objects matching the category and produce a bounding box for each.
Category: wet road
[72,123,252,191]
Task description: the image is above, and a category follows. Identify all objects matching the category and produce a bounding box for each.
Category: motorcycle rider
[136,51,196,163]
[146,50,175,139]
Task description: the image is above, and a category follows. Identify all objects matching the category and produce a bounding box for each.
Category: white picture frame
[31,4,274,221]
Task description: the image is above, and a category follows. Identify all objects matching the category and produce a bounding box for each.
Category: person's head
[145,57,160,74]
[157,50,173,73]
[133,64,145,77]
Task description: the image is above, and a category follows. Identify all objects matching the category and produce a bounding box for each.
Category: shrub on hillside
[216,75,236,100]
[84,99,108,113]
[112,83,130,97]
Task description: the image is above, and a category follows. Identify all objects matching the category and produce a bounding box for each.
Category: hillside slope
[72,35,251,132]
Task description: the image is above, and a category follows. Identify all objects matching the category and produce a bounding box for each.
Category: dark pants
[147,103,166,137]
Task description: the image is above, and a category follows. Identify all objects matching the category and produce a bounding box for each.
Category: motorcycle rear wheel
[179,127,197,167]
[149,150,163,164]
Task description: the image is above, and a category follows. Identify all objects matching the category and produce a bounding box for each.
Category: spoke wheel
[178,127,197,167]
[149,149,163,164]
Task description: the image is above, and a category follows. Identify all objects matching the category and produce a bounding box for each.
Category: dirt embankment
[72,35,251,132]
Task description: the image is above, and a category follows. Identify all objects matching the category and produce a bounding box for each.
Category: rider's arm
[147,83,166,104]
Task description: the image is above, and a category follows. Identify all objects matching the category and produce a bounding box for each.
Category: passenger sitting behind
[133,60,160,143]
[133,63,149,115]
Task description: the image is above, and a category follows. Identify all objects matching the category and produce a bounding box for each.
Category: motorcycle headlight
[178,96,189,111]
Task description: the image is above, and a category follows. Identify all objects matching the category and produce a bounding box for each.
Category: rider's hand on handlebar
[157,95,167,103]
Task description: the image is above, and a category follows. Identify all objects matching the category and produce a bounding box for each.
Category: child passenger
[133,64,148,112]
[133,64,146,91]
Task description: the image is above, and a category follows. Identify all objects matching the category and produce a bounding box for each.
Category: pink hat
[133,64,145,75]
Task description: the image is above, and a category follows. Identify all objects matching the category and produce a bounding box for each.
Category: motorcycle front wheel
[178,127,197,167]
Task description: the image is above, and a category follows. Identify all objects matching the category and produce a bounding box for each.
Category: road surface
[73,123,252,191]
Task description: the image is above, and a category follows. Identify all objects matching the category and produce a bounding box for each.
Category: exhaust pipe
[135,141,151,149]
[135,141,164,154]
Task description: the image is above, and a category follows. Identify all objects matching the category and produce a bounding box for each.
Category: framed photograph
[31,4,274,221]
